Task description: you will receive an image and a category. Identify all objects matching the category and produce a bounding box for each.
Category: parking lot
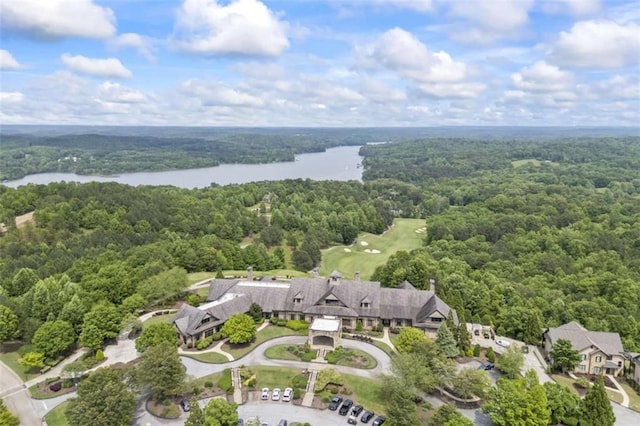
[238,400,352,425]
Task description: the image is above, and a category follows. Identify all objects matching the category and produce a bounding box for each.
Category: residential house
[542,321,625,376]
[173,270,457,346]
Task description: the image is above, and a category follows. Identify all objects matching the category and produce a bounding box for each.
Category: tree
[135,322,178,353]
[450,368,492,399]
[483,372,550,426]
[135,341,186,399]
[81,302,122,346]
[431,404,473,426]
[486,346,496,363]
[384,377,420,426]
[436,323,459,358]
[203,398,238,426]
[543,382,581,425]
[79,324,104,352]
[394,327,426,353]
[581,376,615,426]
[220,313,256,344]
[549,339,582,373]
[248,303,263,323]
[0,305,20,342]
[0,399,19,426]
[496,344,524,379]
[185,397,204,426]
[120,293,147,314]
[7,267,39,297]
[32,320,76,361]
[138,267,188,304]
[20,352,45,370]
[456,322,471,355]
[65,367,136,426]
[523,309,543,345]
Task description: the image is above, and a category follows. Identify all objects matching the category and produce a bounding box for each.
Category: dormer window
[360,302,370,309]
[201,316,211,325]
[325,294,339,305]
[294,297,302,304]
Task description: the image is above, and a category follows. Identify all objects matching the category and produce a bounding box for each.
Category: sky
[0,0,639,127]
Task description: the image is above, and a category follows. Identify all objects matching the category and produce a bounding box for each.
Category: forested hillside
[367,137,640,350]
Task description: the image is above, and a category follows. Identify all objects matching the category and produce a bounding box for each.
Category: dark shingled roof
[174,294,252,337]
[544,321,624,356]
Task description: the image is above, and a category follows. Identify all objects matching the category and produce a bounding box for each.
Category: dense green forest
[1,133,639,357]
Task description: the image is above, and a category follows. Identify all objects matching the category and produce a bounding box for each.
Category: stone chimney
[247,266,254,281]
[354,271,360,281]
[429,278,435,293]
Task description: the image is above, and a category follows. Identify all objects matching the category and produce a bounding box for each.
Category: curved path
[181,335,392,380]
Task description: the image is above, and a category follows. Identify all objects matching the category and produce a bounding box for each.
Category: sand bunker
[364,249,381,254]
[414,227,426,233]
[344,248,352,252]
[360,241,369,246]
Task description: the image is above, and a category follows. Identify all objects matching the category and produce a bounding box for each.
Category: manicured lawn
[142,313,174,329]
[551,374,580,396]
[44,401,70,426]
[187,272,217,285]
[192,371,224,388]
[326,348,377,369]
[252,366,301,389]
[222,326,300,359]
[320,218,426,280]
[605,389,623,404]
[620,381,640,412]
[181,351,229,364]
[264,344,316,361]
[0,350,40,382]
[341,373,386,415]
[372,340,396,357]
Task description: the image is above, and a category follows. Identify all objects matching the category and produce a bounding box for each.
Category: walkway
[301,369,318,407]
[607,375,630,408]
[231,368,243,404]
[370,327,397,352]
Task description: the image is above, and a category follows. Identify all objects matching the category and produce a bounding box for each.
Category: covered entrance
[309,316,341,350]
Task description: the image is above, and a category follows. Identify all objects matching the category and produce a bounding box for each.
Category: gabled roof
[207,279,240,301]
[396,280,417,291]
[174,294,252,337]
[544,321,624,356]
[329,270,342,278]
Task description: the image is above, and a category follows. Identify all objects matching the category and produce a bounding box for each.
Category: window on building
[325,299,339,305]
[396,320,403,326]
[360,302,370,308]
[595,355,602,362]
[594,367,601,374]
[606,355,613,360]
[343,319,351,327]
[201,316,211,325]
[205,328,215,337]
[430,317,443,323]
[294,298,302,304]
[579,365,586,371]
[581,354,587,361]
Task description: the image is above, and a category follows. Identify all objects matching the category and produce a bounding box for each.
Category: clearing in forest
[320,218,426,280]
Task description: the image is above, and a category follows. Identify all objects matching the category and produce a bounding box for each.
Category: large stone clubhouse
[173,270,457,347]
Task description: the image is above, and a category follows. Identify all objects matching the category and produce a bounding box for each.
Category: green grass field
[44,401,70,426]
[252,366,301,389]
[142,313,174,329]
[320,218,426,280]
[620,381,640,412]
[341,374,386,415]
[221,326,300,359]
[181,351,229,364]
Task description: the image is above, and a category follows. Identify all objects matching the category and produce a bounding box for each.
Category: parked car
[478,362,495,370]
[496,339,511,347]
[348,415,358,425]
[339,399,354,415]
[282,387,293,402]
[180,399,191,412]
[372,416,386,426]
[261,388,270,400]
[351,404,364,417]
[278,420,287,426]
[328,395,343,410]
[238,420,244,426]
[361,411,374,423]
[272,388,281,401]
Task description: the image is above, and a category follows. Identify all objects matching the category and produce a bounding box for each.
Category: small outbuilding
[309,316,341,349]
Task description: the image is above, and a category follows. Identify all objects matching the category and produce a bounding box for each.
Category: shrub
[473,344,481,357]
[187,341,193,349]
[291,374,308,389]
[293,388,302,399]
[342,386,353,395]
[486,347,496,363]
[356,320,363,332]
[330,387,339,394]
[95,349,104,361]
[204,381,213,388]
[301,352,316,362]
[389,327,400,334]
[246,377,257,388]
[212,332,222,341]
[575,377,591,389]
[196,336,214,350]
[62,379,73,388]
[285,320,309,332]
[321,395,331,403]
[192,386,202,396]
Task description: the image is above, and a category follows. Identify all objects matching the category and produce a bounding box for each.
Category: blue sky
[1,0,638,126]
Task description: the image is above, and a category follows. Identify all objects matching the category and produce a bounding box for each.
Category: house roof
[544,321,624,356]
[174,294,252,337]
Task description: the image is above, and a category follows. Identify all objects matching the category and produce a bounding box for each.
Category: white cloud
[61,54,132,79]
[582,74,640,100]
[512,61,574,92]
[446,0,534,42]
[109,33,155,62]
[373,0,433,12]
[180,79,264,107]
[0,91,24,103]
[96,82,147,104]
[0,0,115,39]
[549,20,640,68]
[173,0,289,57]
[0,49,21,69]
[358,77,406,102]
[541,0,601,16]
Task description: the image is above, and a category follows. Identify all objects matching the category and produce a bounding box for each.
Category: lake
[3,145,363,189]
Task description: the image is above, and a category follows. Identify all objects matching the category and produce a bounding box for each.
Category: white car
[282,387,293,402]
[261,388,269,400]
[495,339,511,348]
[271,388,281,401]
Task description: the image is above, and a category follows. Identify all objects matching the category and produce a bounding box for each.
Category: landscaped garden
[221,325,303,359]
[264,344,317,362]
[324,347,377,369]
[313,368,386,415]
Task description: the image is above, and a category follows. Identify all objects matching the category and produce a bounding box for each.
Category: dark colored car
[328,395,343,411]
[238,420,244,426]
[180,399,191,412]
[478,362,495,370]
[338,399,353,415]
[360,411,374,423]
[351,405,364,417]
[372,416,386,426]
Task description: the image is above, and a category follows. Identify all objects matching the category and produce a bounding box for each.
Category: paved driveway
[0,361,42,426]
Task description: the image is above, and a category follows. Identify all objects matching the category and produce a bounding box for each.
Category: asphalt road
[0,361,43,426]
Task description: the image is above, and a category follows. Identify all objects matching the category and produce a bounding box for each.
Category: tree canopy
[135,322,178,353]
[135,342,186,399]
[220,313,256,344]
